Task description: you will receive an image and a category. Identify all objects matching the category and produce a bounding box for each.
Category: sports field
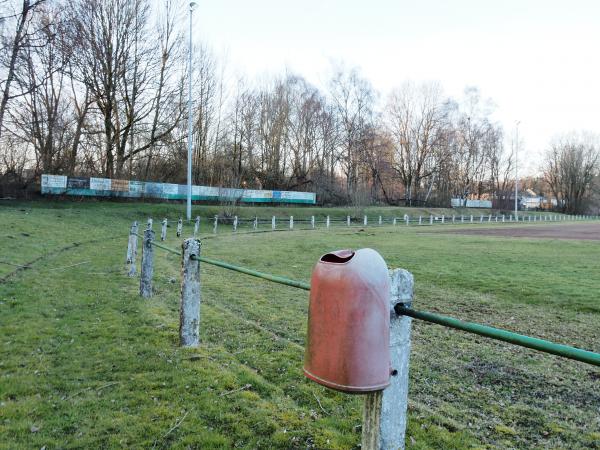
[0,201,599,449]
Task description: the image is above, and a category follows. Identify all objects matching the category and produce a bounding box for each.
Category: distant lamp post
[186,1,198,221]
[514,120,520,219]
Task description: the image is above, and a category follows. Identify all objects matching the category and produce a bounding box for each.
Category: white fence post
[234,216,238,232]
[161,218,168,241]
[502,215,505,223]
[393,217,397,226]
[326,216,330,229]
[470,215,473,223]
[272,216,276,230]
[180,238,201,348]
[430,215,433,225]
[452,215,455,224]
[140,229,155,298]
[347,215,351,227]
[364,215,368,226]
[419,216,422,225]
[126,221,138,277]
[379,216,383,226]
[177,218,183,237]
[253,217,258,230]
[441,215,445,224]
[461,215,464,223]
[311,216,315,229]
[290,216,294,230]
[213,215,218,233]
[194,216,200,236]
[404,214,409,226]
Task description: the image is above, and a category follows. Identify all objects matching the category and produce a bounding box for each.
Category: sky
[189,0,600,175]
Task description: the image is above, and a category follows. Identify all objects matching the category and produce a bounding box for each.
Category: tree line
[1,0,598,213]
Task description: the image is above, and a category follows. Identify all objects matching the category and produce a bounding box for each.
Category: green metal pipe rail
[137,234,600,367]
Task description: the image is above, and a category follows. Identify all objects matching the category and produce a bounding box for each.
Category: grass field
[1,201,599,449]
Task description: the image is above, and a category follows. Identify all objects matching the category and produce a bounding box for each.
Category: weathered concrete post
[509,214,512,221]
[347,215,351,227]
[126,221,138,277]
[161,218,168,241]
[461,215,464,223]
[429,215,433,225]
[362,268,414,450]
[502,215,505,223]
[404,214,409,226]
[364,215,368,226]
[470,215,473,223]
[311,216,315,229]
[139,229,155,298]
[452,215,455,224]
[488,214,492,222]
[393,217,397,226]
[213,215,218,233]
[382,268,414,449]
[495,215,498,222]
[177,218,183,237]
[147,218,153,230]
[419,216,422,225]
[379,216,383,226]
[326,216,330,229]
[233,216,238,232]
[272,216,276,230]
[289,216,294,230]
[253,217,258,230]
[180,238,201,347]
[441,215,445,224]
[480,214,483,223]
[194,216,200,236]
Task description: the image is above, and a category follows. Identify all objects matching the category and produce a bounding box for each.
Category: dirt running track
[442,223,600,240]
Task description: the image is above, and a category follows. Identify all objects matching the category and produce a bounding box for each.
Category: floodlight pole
[187,2,197,221]
[514,120,520,220]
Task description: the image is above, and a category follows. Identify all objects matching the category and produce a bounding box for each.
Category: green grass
[0,201,598,449]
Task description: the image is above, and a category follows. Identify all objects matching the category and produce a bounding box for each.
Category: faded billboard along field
[41,174,316,204]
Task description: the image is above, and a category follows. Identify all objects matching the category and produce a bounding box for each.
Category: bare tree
[543,132,599,213]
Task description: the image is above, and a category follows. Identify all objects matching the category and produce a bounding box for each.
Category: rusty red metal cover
[303,248,390,393]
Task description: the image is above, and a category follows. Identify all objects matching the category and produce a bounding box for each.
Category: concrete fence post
[311,216,315,229]
[126,221,138,277]
[253,217,258,230]
[140,229,155,298]
[470,215,473,223]
[509,214,512,221]
[213,215,218,234]
[461,215,464,223]
[441,215,445,224]
[361,268,414,450]
[326,216,330,229]
[233,216,238,232]
[347,215,351,227]
[379,216,383,226]
[429,215,433,225]
[177,218,183,237]
[161,218,168,241]
[272,216,276,230]
[495,215,498,222]
[147,218,153,230]
[488,214,492,222]
[452,215,455,224]
[419,216,422,225]
[480,214,483,223]
[290,216,294,230]
[404,214,409,226]
[393,217,397,226]
[502,215,505,223]
[364,215,368,226]
[180,238,201,347]
[194,216,200,236]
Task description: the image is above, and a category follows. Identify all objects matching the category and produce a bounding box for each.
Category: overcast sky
[190,0,599,175]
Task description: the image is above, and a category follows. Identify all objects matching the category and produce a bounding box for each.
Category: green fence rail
[138,233,600,367]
